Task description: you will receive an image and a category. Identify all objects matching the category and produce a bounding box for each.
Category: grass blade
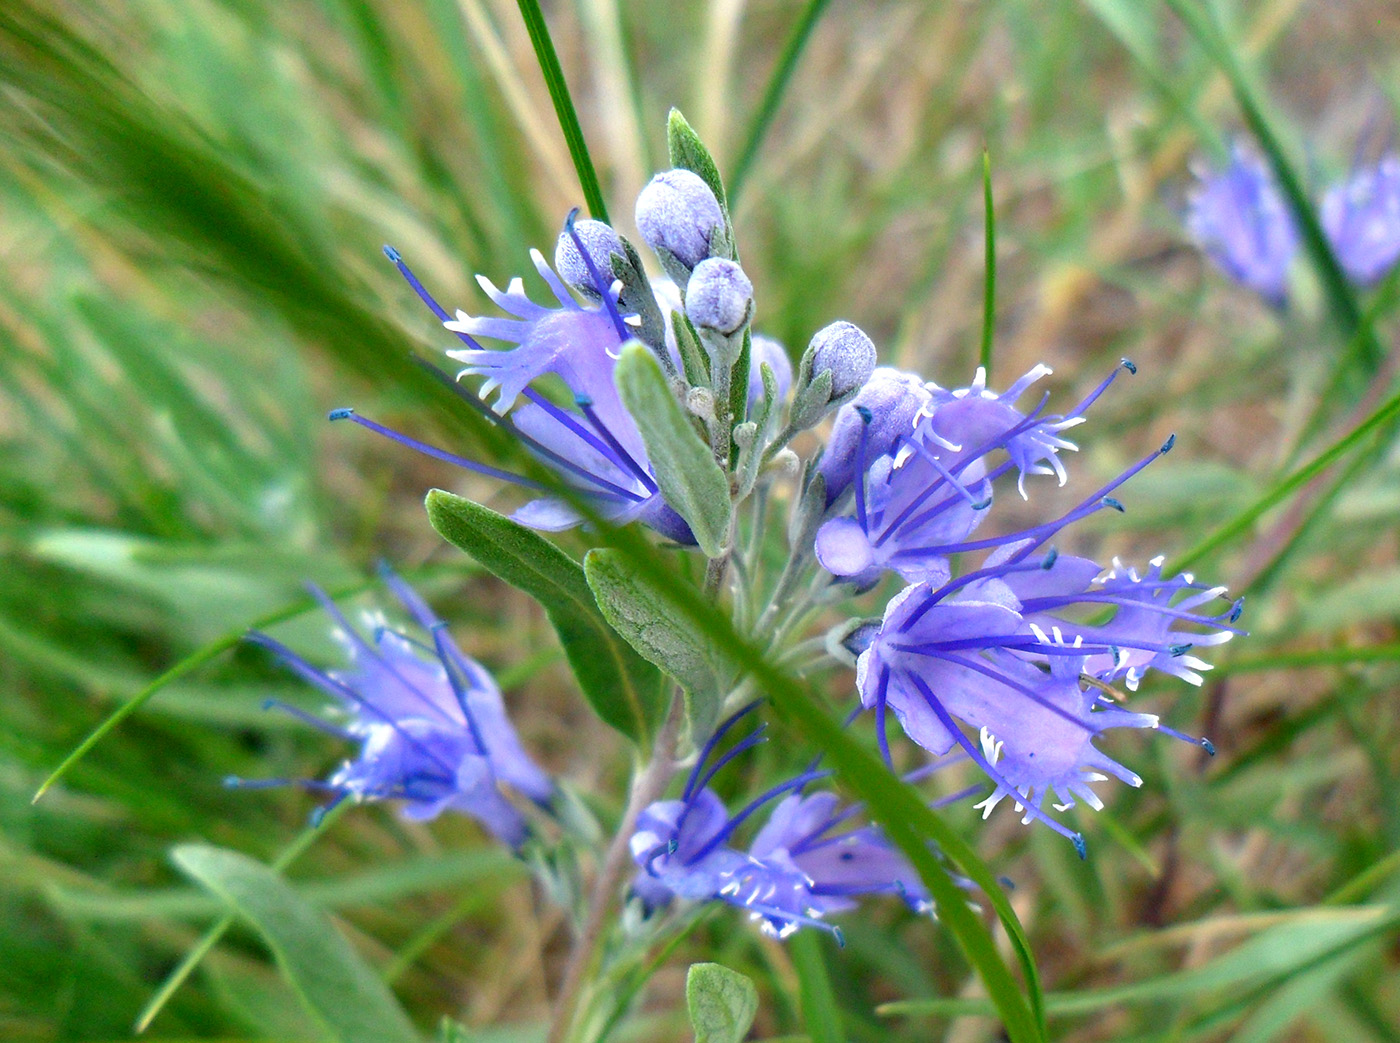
[979,148,996,381]
[728,0,834,204]
[515,0,610,223]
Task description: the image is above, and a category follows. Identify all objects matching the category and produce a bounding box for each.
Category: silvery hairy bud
[787,320,878,432]
[636,169,727,284]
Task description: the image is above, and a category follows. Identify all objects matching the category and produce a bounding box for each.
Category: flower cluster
[1188,139,1400,302]
[235,565,551,848]
[277,125,1241,939]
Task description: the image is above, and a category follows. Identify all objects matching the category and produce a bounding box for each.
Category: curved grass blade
[791,930,844,1043]
[515,0,610,224]
[32,577,379,802]
[1171,383,1400,573]
[728,0,834,203]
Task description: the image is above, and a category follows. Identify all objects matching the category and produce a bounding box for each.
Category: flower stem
[546,695,683,1043]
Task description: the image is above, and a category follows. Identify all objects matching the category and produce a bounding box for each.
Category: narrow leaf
[614,343,732,557]
[585,547,734,743]
[668,108,729,212]
[979,148,996,382]
[424,490,664,743]
[686,962,759,1043]
[515,0,609,223]
[172,845,421,1043]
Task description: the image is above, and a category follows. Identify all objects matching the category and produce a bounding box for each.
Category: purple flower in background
[332,233,694,544]
[815,363,1131,585]
[1321,154,1400,287]
[629,705,929,939]
[1187,144,1298,304]
[235,566,551,848]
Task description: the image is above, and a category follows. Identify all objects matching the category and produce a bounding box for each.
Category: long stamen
[875,665,894,768]
[578,396,658,493]
[901,554,1057,633]
[246,633,461,778]
[684,702,764,800]
[687,728,769,803]
[431,624,490,755]
[853,407,872,531]
[1067,358,1134,418]
[307,586,460,727]
[1156,722,1216,755]
[384,245,489,353]
[1019,592,1248,635]
[564,209,631,341]
[689,769,833,863]
[260,698,356,740]
[328,410,548,490]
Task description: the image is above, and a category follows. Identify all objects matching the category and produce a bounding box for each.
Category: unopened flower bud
[805,321,876,401]
[555,219,628,298]
[685,258,752,335]
[636,169,725,272]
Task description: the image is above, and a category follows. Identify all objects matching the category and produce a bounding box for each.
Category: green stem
[546,696,683,1043]
[516,0,610,223]
[979,148,996,381]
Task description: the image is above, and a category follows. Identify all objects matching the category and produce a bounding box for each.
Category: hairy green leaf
[585,547,734,743]
[686,963,759,1043]
[614,343,732,557]
[425,490,665,744]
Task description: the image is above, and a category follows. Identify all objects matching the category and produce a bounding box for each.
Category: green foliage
[613,343,733,557]
[585,548,734,744]
[686,963,759,1043]
[425,490,666,744]
[173,845,422,1043]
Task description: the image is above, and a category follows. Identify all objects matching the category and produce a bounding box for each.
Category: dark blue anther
[1072,833,1087,860]
[1228,598,1245,623]
[1102,497,1125,512]
[1200,737,1216,756]
[383,244,402,263]
[1043,547,1059,569]
[328,408,354,421]
[1169,643,1194,657]
[855,405,873,424]
[1161,433,1176,453]
[1121,358,1137,375]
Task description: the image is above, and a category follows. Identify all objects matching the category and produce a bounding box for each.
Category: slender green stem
[979,148,996,381]
[516,0,610,224]
[546,696,683,1043]
[727,0,834,203]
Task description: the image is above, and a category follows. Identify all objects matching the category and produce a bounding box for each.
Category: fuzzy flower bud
[807,321,877,400]
[685,258,753,335]
[636,169,726,272]
[555,219,628,298]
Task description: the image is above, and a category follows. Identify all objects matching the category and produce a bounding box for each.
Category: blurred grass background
[2,0,1399,1040]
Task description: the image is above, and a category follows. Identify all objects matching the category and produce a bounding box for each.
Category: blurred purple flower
[1322,154,1400,287]
[1187,144,1298,304]
[237,566,551,848]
